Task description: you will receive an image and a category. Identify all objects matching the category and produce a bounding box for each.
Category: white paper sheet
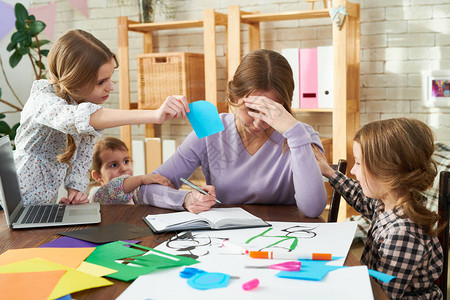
[117,221,374,300]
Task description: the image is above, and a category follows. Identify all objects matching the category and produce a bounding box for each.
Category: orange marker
[249,251,332,261]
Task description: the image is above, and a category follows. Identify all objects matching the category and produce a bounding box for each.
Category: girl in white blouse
[14,29,189,205]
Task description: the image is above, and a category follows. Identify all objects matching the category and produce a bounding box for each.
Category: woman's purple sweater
[140,113,327,217]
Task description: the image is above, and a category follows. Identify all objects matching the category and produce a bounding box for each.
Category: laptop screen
[0,136,22,217]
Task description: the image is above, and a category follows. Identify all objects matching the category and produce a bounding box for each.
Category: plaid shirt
[329,171,444,299]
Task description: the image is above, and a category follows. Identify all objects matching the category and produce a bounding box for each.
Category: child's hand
[154,95,190,124]
[183,185,217,214]
[142,174,174,188]
[312,144,335,178]
[60,188,89,204]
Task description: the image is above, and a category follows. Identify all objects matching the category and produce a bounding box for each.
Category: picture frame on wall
[422,70,450,108]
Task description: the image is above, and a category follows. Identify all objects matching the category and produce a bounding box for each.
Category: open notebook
[0,136,101,229]
[143,207,270,233]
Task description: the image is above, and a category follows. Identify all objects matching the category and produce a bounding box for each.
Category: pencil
[180,177,222,204]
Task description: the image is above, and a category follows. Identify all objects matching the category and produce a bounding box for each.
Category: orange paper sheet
[0,247,95,268]
[0,270,65,300]
[0,257,113,300]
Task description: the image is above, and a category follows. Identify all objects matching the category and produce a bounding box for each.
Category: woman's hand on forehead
[244,96,297,134]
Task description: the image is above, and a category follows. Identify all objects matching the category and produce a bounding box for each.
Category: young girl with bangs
[313,118,444,299]
[89,137,173,204]
[14,29,189,206]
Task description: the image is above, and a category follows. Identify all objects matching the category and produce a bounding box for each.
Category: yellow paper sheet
[76,261,117,277]
[0,270,65,300]
[0,257,113,300]
[0,247,95,269]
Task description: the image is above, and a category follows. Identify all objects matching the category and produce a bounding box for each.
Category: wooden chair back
[436,171,449,298]
[327,159,348,223]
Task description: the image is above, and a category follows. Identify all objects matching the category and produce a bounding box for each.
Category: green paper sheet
[85,241,198,281]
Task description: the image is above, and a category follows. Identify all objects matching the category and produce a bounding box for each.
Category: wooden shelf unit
[117,9,228,150]
[227,0,360,220]
[227,0,360,166]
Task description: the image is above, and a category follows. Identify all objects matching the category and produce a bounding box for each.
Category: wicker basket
[137,52,205,109]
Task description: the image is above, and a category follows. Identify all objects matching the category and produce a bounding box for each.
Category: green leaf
[35,60,45,70]
[9,51,23,68]
[9,123,20,140]
[6,41,17,52]
[0,113,5,120]
[15,19,25,31]
[39,40,50,46]
[30,21,46,34]
[11,31,26,43]
[0,121,11,135]
[18,46,29,55]
[14,3,29,24]
[40,49,49,57]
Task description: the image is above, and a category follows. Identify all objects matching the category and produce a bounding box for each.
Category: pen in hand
[180,177,222,204]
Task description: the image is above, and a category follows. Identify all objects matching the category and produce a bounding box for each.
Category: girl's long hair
[47,29,118,168]
[354,118,441,235]
[227,49,295,152]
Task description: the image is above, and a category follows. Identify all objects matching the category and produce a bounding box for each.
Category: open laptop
[0,135,101,229]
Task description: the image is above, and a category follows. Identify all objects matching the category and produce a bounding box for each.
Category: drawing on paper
[245,225,319,251]
[164,231,227,259]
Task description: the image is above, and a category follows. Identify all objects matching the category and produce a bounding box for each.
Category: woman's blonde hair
[227,49,295,152]
[91,137,129,175]
[47,29,118,168]
[354,118,441,235]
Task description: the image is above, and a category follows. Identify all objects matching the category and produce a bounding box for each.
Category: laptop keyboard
[22,205,65,224]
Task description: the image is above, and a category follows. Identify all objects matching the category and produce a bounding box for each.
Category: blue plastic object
[179,267,206,278]
[180,267,232,290]
[187,272,231,290]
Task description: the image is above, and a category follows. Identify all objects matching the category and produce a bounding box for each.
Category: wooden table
[0,205,388,299]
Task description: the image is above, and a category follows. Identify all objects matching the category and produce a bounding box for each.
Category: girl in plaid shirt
[314,118,444,299]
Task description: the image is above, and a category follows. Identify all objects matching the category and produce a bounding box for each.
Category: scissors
[245,261,301,272]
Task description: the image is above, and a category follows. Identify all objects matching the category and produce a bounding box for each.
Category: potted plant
[0,3,49,145]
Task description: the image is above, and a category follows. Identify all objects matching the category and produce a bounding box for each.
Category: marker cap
[242,278,259,291]
[249,251,270,259]
[312,253,332,260]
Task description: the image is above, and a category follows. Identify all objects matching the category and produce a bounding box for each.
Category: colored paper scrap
[276,259,343,281]
[0,270,65,300]
[0,247,95,269]
[0,257,113,300]
[85,241,198,281]
[40,236,102,248]
[39,236,141,248]
[76,261,118,277]
[187,100,225,139]
[59,222,153,243]
[368,269,396,283]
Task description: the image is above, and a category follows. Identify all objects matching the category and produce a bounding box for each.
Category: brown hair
[91,137,129,175]
[227,49,295,152]
[47,29,119,168]
[354,118,441,235]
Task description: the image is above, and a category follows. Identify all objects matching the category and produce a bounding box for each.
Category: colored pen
[180,177,222,204]
[220,240,249,254]
[249,251,332,261]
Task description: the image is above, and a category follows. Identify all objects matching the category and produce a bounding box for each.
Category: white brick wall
[12,0,446,148]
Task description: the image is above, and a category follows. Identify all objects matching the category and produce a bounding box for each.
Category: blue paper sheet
[368,269,396,283]
[276,259,343,281]
[187,100,224,139]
